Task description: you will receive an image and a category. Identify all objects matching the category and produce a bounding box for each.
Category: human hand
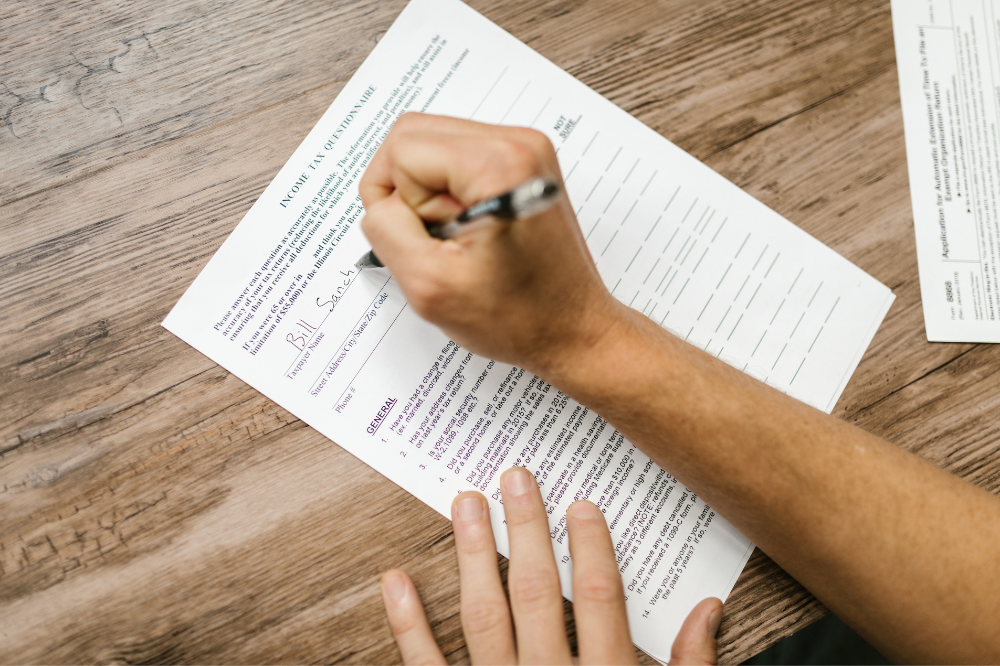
[379,467,723,665]
[359,113,624,379]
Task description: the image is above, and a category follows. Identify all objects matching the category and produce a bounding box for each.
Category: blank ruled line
[606,146,622,172]
[808,326,823,353]
[753,245,769,271]
[735,233,751,259]
[656,266,672,291]
[624,158,640,183]
[752,329,767,356]
[639,169,660,197]
[576,204,584,216]
[645,215,662,241]
[765,254,780,280]
[644,257,661,284]
[681,199,698,224]
[663,185,680,211]
[662,227,680,253]
[586,176,603,202]
[681,240,697,266]
[715,305,731,333]
[649,302,657,318]
[825,296,841,323]
[582,131,599,156]
[673,278,690,304]
[686,327,694,340]
[499,81,531,123]
[745,282,762,308]
[660,310,670,325]
[699,209,715,236]
[692,246,710,273]
[717,263,732,289]
[693,207,709,233]
[788,267,803,295]
[611,278,621,294]
[603,188,620,213]
[629,290,639,307]
[808,282,823,307]
[621,200,637,225]
[772,343,787,370]
[770,299,785,326]
[734,275,750,301]
[470,66,508,119]
[675,235,691,261]
[662,271,677,296]
[711,216,728,243]
[643,298,652,314]
[564,160,580,183]
[586,217,601,240]
[641,171,659,196]
[790,311,805,338]
[529,96,551,127]
[698,293,714,320]
[625,245,642,272]
[601,229,618,256]
[791,357,806,384]
[727,313,744,340]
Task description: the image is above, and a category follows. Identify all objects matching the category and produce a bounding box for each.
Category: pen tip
[355,250,384,269]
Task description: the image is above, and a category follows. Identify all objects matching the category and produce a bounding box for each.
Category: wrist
[533,294,663,410]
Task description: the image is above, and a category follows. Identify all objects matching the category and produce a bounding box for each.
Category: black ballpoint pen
[354,176,560,269]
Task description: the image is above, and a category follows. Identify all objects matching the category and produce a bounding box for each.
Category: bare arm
[361,112,1000,664]
[547,300,1000,664]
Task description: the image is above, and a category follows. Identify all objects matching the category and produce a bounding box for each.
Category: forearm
[545,300,1000,664]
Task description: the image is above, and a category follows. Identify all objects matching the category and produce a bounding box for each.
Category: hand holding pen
[355,177,560,269]
[357,113,619,376]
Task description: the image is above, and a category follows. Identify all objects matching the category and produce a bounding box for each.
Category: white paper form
[892,0,1000,341]
[164,0,893,658]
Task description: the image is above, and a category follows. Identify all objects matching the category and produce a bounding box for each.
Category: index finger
[567,501,637,664]
[359,113,558,211]
[501,467,573,665]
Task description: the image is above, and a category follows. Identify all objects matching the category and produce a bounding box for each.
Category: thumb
[669,597,723,665]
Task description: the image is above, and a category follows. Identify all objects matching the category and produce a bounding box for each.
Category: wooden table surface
[3,0,999,663]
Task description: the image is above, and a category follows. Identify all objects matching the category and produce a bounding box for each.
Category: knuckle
[455,527,494,556]
[519,127,555,157]
[574,569,624,606]
[394,111,415,129]
[502,503,541,527]
[461,599,510,638]
[501,139,543,177]
[387,609,421,636]
[359,208,377,235]
[509,566,561,610]
[395,111,423,131]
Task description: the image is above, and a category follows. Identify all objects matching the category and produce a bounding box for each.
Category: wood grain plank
[2,0,997,663]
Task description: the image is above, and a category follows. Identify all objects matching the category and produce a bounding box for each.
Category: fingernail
[382,572,407,603]
[502,467,534,496]
[454,495,483,523]
[569,500,603,520]
[707,607,723,638]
